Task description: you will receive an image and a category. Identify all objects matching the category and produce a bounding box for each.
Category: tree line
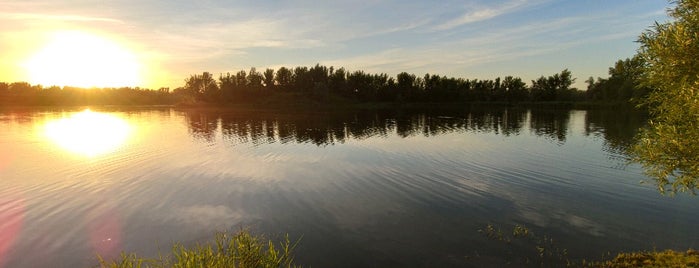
[0,82,175,106]
[175,66,590,104]
[585,55,651,103]
[0,62,647,106]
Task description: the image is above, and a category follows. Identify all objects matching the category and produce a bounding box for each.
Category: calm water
[1,107,697,267]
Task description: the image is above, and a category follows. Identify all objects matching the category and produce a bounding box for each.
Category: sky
[0,0,670,89]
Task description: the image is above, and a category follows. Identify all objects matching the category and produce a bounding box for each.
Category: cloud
[317,18,580,76]
[169,205,241,229]
[518,207,605,237]
[0,12,122,23]
[433,0,530,30]
[320,7,658,81]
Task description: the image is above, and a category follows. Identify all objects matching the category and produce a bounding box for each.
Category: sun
[24,31,142,88]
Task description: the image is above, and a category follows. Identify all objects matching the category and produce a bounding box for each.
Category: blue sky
[1,0,669,89]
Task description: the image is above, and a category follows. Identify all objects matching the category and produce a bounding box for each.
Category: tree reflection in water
[181,107,645,153]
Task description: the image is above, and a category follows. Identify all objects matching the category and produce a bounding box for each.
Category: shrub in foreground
[98,230,300,268]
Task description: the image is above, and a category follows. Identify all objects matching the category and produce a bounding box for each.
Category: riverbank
[98,230,697,268]
[1,90,639,112]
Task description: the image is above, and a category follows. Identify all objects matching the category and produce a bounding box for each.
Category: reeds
[98,230,300,268]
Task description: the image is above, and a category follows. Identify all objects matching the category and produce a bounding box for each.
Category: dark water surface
[1,107,697,267]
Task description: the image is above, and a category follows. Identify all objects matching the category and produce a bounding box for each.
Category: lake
[1,106,697,267]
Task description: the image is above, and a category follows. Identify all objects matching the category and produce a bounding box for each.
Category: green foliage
[263,69,275,88]
[586,56,650,102]
[591,249,699,268]
[247,67,263,90]
[480,224,699,267]
[0,82,176,106]
[182,72,219,102]
[275,67,292,89]
[530,69,580,102]
[98,230,300,268]
[631,0,699,194]
[1,64,625,107]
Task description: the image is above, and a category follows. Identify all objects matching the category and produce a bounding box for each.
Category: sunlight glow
[24,31,142,88]
[44,110,132,157]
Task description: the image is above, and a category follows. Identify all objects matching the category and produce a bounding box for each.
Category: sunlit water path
[0,107,697,267]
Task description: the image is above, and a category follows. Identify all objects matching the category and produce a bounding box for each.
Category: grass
[480,224,699,267]
[98,230,300,268]
[592,250,699,268]
[97,225,697,267]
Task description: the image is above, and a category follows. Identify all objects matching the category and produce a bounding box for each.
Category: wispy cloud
[433,0,530,30]
[320,15,585,73]
[0,12,122,23]
[316,10,651,83]
[139,17,327,68]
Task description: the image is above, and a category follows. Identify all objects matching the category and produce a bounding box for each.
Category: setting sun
[43,109,132,157]
[23,31,142,88]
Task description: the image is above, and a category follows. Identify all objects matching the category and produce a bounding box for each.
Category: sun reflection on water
[43,109,132,157]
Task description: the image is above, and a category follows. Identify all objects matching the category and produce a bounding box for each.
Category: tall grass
[98,230,300,268]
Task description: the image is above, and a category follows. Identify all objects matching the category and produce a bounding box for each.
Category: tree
[329,67,348,95]
[609,57,646,100]
[184,72,219,101]
[235,70,247,90]
[586,56,648,102]
[263,68,275,88]
[396,72,416,101]
[502,76,528,102]
[219,72,236,101]
[0,82,8,96]
[632,0,699,194]
[530,69,576,101]
[309,64,330,96]
[530,76,553,101]
[292,66,311,92]
[275,67,292,90]
[247,67,263,89]
[555,69,577,101]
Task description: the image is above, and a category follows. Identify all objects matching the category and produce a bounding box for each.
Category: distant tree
[275,67,292,90]
[610,57,646,100]
[396,72,418,101]
[9,82,33,93]
[247,67,263,89]
[423,74,441,101]
[371,73,392,101]
[309,64,330,96]
[502,76,528,102]
[309,64,329,84]
[0,82,8,95]
[347,70,373,100]
[184,72,219,102]
[292,66,311,92]
[329,67,348,95]
[587,57,648,102]
[555,69,577,101]
[263,68,275,88]
[219,72,237,101]
[530,69,575,101]
[235,70,247,90]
